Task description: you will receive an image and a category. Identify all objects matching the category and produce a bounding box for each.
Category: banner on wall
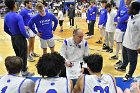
[65,0,75,2]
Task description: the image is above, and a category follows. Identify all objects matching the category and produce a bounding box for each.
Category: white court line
[0,56,2,61]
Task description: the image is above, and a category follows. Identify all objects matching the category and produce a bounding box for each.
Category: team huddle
[0,0,140,93]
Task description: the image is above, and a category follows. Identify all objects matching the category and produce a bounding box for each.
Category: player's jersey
[35,77,71,93]
[83,74,117,93]
[20,8,34,26]
[0,74,34,93]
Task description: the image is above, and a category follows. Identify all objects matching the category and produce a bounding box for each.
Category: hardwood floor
[0,17,139,77]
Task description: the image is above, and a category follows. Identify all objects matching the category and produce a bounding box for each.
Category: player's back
[35,77,71,93]
[0,75,34,93]
[83,74,117,93]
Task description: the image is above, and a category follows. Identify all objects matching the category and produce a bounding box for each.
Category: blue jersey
[20,8,34,26]
[87,6,98,21]
[4,12,29,38]
[28,12,58,40]
[98,8,107,26]
[114,6,129,32]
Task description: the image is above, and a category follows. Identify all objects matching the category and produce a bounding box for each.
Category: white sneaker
[28,55,35,62]
[85,36,90,39]
[31,52,39,57]
[89,35,94,38]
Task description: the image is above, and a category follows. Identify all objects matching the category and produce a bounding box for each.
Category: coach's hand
[65,61,73,67]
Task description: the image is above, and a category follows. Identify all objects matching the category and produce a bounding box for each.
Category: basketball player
[20,0,39,62]
[4,0,34,76]
[110,0,132,62]
[73,54,118,93]
[85,1,98,39]
[0,56,35,93]
[124,82,140,93]
[35,52,73,93]
[115,1,140,81]
[103,3,117,53]
[28,3,58,54]
[58,8,64,32]
[96,0,107,44]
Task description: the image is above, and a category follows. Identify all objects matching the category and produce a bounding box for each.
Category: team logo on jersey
[40,19,50,25]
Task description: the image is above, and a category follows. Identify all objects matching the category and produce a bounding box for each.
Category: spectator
[58,8,64,32]
[68,4,75,28]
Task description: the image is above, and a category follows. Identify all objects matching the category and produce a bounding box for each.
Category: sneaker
[102,46,109,50]
[109,49,113,53]
[106,48,113,53]
[123,74,132,82]
[28,55,35,62]
[114,60,122,67]
[31,53,39,57]
[85,32,89,34]
[115,66,126,72]
[103,43,106,47]
[21,71,34,77]
[96,40,102,44]
[60,30,63,32]
[85,36,90,39]
[89,35,94,38]
[109,55,118,60]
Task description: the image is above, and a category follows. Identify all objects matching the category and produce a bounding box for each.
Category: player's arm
[70,79,73,93]
[119,13,129,23]
[114,9,120,23]
[28,17,38,35]
[103,10,107,26]
[73,75,84,93]
[86,9,90,22]
[52,14,58,32]
[4,21,12,35]
[17,15,29,38]
[84,41,89,56]
[60,40,68,61]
